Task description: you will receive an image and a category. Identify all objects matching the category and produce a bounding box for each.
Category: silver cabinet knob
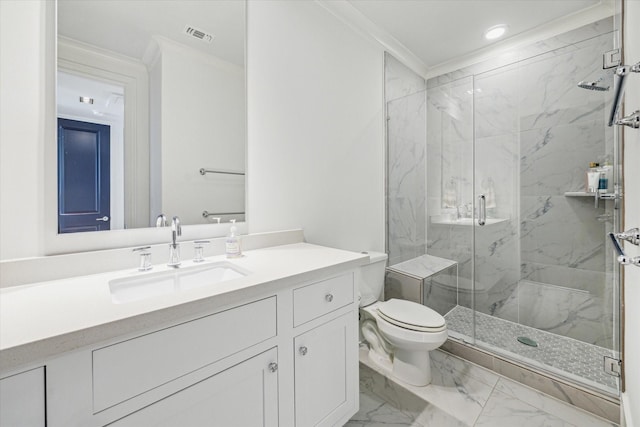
[96,216,109,222]
[299,346,308,356]
[268,362,278,373]
[325,293,334,302]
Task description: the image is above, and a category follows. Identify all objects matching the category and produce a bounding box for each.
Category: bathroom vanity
[0,243,368,427]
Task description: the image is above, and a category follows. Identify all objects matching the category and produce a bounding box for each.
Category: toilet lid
[377,299,446,332]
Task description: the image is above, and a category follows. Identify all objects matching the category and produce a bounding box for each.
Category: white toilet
[359,252,448,386]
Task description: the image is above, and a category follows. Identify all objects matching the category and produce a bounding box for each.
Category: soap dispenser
[226,219,242,258]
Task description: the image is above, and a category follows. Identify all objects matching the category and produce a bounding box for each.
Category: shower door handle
[478,194,486,226]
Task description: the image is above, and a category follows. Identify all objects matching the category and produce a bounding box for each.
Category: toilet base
[392,348,431,386]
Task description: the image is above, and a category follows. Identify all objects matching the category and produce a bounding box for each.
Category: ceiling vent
[183,25,214,44]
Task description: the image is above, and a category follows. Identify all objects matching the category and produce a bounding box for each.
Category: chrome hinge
[603,49,622,69]
[603,356,621,377]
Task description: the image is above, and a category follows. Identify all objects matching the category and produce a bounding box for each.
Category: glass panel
[387,90,427,266]
[425,76,475,339]
[469,27,619,395]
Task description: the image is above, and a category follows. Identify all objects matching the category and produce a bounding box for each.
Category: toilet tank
[358,252,388,307]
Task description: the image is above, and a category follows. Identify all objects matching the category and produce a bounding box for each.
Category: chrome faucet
[168,216,182,267]
[156,213,168,227]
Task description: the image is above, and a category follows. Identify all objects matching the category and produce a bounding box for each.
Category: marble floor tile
[474,389,575,427]
[430,349,500,389]
[360,348,495,426]
[351,347,619,427]
[494,378,617,427]
[345,389,422,427]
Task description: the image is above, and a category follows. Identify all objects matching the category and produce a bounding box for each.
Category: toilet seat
[377,299,446,333]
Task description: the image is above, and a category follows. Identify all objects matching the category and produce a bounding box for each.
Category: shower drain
[517,336,538,347]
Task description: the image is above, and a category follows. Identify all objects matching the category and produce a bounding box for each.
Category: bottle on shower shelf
[600,160,613,192]
[586,162,600,193]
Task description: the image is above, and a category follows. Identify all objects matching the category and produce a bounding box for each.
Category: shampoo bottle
[225,219,242,258]
[586,162,600,193]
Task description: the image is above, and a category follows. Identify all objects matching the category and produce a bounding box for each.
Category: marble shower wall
[426,19,617,348]
[513,30,616,348]
[386,53,427,266]
[517,30,615,293]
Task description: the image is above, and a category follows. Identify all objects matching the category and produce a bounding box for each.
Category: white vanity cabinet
[292,274,359,427]
[294,312,357,426]
[47,297,279,427]
[38,269,360,427]
[0,367,46,427]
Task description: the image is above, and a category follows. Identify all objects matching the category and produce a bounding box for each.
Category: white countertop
[0,243,368,373]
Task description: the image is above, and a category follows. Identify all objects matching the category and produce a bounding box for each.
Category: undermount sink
[109,262,249,304]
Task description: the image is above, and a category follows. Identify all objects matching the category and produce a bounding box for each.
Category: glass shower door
[424,76,475,338]
[469,37,620,395]
[471,62,520,334]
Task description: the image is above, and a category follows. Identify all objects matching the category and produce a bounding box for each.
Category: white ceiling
[57,0,606,75]
[57,0,245,66]
[348,0,602,68]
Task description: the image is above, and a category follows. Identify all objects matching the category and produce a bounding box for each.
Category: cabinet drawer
[92,297,276,412]
[293,273,353,326]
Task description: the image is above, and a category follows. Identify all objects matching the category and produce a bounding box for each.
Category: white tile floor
[347,347,618,427]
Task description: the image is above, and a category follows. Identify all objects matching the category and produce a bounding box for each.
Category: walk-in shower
[385,14,622,398]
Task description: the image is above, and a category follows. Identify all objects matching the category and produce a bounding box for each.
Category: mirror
[56,0,246,234]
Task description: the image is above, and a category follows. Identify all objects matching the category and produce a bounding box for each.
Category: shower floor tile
[444,305,618,392]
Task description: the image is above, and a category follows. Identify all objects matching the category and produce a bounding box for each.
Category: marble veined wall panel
[518,32,614,132]
[426,78,474,218]
[520,119,606,197]
[385,52,426,102]
[474,64,519,140]
[386,54,427,266]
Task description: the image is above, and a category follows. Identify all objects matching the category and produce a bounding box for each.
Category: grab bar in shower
[608,228,640,267]
[199,168,245,176]
[608,62,640,127]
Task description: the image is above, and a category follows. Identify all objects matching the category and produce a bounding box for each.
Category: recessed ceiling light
[79,96,94,104]
[484,24,508,40]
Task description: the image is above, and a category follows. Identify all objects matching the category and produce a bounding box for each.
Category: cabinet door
[110,348,278,427]
[294,312,357,427]
[0,367,45,427]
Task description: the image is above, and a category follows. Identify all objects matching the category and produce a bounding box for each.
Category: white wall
[246,0,385,254]
[154,38,246,225]
[622,1,640,424]
[0,0,47,260]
